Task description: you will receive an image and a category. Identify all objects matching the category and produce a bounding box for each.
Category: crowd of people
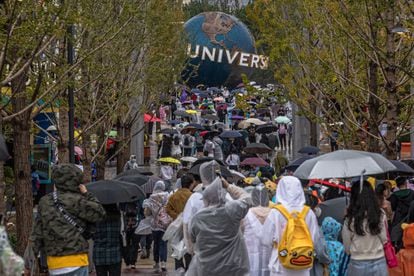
[0,86,413,276]
[14,159,414,276]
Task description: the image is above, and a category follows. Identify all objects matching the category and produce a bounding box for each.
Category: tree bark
[0,161,5,222]
[58,105,70,163]
[384,6,398,159]
[367,59,381,153]
[116,124,130,174]
[11,72,33,255]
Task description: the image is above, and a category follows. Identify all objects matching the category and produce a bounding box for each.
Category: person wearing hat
[31,164,105,276]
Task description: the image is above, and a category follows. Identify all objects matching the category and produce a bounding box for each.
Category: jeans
[95,262,121,276]
[122,230,139,266]
[347,257,388,276]
[50,266,89,276]
[279,133,286,149]
[152,230,168,263]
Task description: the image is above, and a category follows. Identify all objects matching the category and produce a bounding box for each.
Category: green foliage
[247,0,414,156]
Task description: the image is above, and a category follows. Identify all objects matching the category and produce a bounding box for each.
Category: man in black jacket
[389,176,414,228]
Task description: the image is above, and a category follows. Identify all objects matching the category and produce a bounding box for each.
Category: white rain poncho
[186,177,253,276]
[182,161,219,254]
[268,176,320,276]
[243,186,275,276]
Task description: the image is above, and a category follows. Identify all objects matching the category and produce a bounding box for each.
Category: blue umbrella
[168,119,182,125]
[220,130,242,139]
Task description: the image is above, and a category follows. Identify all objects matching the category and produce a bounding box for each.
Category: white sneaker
[154,263,160,272]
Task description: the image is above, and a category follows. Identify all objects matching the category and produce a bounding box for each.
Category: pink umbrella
[240,157,268,167]
[144,113,161,122]
[74,146,83,156]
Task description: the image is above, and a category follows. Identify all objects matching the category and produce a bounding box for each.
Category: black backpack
[184,135,190,146]
[174,136,180,145]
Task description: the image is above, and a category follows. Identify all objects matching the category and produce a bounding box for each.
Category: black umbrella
[390,160,414,174]
[86,180,145,204]
[298,146,320,155]
[116,175,149,186]
[202,114,219,121]
[244,143,272,154]
[187,123,204,130]
[115,168,153,178]
[283,156,315,173]
[219,130,242,139]
[161,128,178,135]
[256,124,278,134]
[0,134,10,161]
[317,197,347,225]
[181,126,196,134]
[174,110,190,117]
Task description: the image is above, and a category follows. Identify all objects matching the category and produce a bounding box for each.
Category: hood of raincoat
[153,180,165,193]
[275,176,305,209]
[213,136,223,146]
[403,223,414,249]
[200,160,220,185]
[202,177,226,207]
[52,163,84,193]
[321,216,342,242]
[252,185,268,207]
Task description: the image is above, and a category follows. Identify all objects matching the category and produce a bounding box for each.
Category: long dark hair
[345,181,382,236]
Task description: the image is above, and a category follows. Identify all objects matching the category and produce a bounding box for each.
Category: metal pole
[67,25,75,164]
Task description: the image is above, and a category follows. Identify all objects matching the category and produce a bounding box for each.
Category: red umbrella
[144,113,161,122]
[240,157,269,167]
[200,130,209,137]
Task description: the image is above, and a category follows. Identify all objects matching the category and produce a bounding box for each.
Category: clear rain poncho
[244,185,275,276]
[186,177,253,276]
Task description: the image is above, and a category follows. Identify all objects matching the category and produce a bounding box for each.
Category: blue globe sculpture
[182,12,265,88]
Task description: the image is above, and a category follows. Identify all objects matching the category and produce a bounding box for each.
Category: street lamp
[392,25,414,159]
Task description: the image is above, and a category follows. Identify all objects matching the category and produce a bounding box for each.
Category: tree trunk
[11,71,33,254]
[384,7,398,159]
[81,134,92,183]
[95,128,106,180]
[0,161,5,222]
[309,120,318,147]
[367,59,381,153]
[116,125,131,174]
[58,105,69,163]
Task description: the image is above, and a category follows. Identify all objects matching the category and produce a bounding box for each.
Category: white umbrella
[294,150,396,180]
[238,118,266,129]
[180,156,197,163]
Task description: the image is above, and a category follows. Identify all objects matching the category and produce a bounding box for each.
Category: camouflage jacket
[31,191,105,257]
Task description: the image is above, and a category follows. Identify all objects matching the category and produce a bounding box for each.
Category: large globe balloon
[181,12,267,88]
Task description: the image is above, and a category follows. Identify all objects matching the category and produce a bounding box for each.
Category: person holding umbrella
[342,181,388,276]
